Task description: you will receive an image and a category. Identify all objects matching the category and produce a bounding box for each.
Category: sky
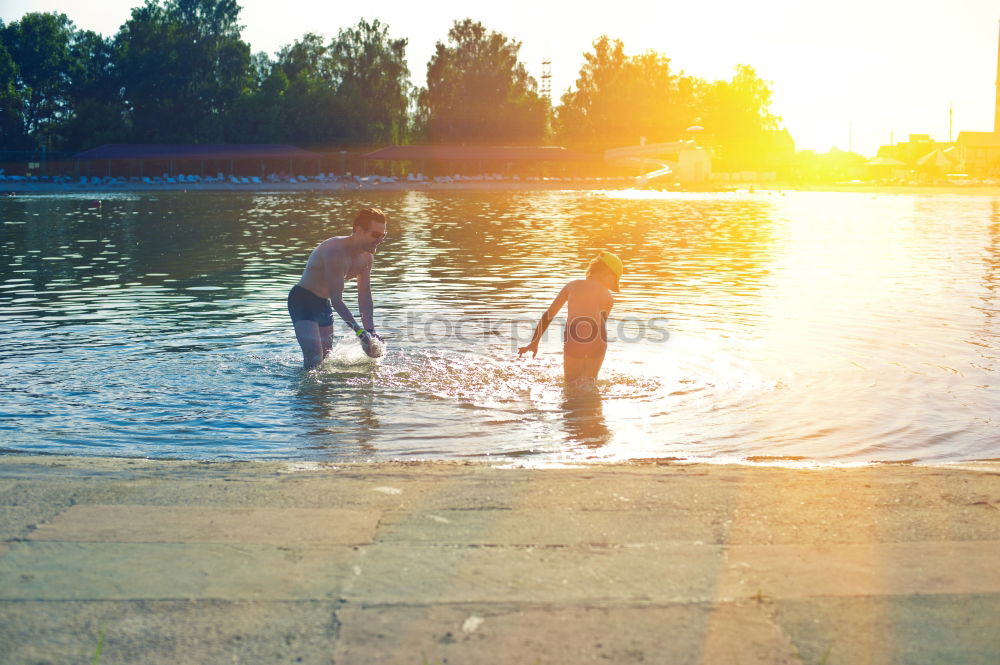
[3,0,998,156]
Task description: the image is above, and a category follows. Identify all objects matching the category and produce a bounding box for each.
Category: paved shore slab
[1,455,999,664]
[0,541,358,601]
[31,505,380,545]
[719,541,1000,600]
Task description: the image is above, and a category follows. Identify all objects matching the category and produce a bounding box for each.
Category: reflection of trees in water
[0,194,344,331]
[974,201,1000,372]
[389,192,778,311]
[602,198,777,305]
[231,190,412,294]
[393,192,525,290]
[119,194,251,285]
[985,201,1000,296]
[370,190,433,290]
[2,191,779,336]
[1,196,117,288]
[0,194,254,289]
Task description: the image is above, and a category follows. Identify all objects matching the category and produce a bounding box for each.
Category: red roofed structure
[361,145,596,163]
[76,144,321,161]
[74,144,323,179]
[361,145,600,178]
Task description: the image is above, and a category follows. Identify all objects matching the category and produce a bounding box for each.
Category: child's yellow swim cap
[599,251,623,277]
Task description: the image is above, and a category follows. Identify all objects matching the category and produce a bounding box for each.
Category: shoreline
[0,178,637,195]
[4,178,1000,196]
[2,451,1000,471]
[2,448,998,470]
[759,182,1000,196]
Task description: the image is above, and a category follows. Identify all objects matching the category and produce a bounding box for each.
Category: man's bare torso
[297,236,370,299]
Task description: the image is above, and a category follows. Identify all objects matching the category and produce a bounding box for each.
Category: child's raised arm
[518,284,569,358]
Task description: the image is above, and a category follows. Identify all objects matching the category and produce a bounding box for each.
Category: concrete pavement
[0,455,998,664]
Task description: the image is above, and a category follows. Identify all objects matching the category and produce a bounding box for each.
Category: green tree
[555,36,698,151]
[696,65,783,170]
[259,20,411,146]
[275,32,329,82]
[328,19,410,145]
[1,12,76,150]
[0,23,27,150]
[114,0,251,142]
[418,19,547,144]
[61,30,128,149]
[248,50,272,89]
[228,51,288,142]
[272,32,342,145]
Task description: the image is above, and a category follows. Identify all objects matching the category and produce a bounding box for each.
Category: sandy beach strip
[1,454,998,664]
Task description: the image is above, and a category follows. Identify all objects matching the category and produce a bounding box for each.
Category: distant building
[944,22,1000,178]
[602,141,711,183]
[956,132,1000,176]
[868,22,1000,180]
[360,145,599,178]
[876,134,955,168]
[869,134,959,181]
[74,144,323,178]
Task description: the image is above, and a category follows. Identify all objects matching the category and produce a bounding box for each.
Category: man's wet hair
[353,207,386,231]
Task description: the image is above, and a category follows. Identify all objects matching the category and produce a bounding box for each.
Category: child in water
[518,251,623,384]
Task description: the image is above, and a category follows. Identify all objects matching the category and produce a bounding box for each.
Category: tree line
[0,0,792,170]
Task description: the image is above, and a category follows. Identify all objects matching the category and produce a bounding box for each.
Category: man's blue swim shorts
[287,285,334,327]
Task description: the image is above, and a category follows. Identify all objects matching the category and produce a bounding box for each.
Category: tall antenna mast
[995,19,1000,132]
[541,58,552,104]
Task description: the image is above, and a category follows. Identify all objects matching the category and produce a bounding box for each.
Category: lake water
[1,189,998,464]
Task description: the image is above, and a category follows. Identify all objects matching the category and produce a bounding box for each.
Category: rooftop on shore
[362,145,598,162]
[75,144,322,161]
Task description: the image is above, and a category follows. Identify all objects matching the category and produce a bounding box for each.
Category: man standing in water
[288,207,387,369]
